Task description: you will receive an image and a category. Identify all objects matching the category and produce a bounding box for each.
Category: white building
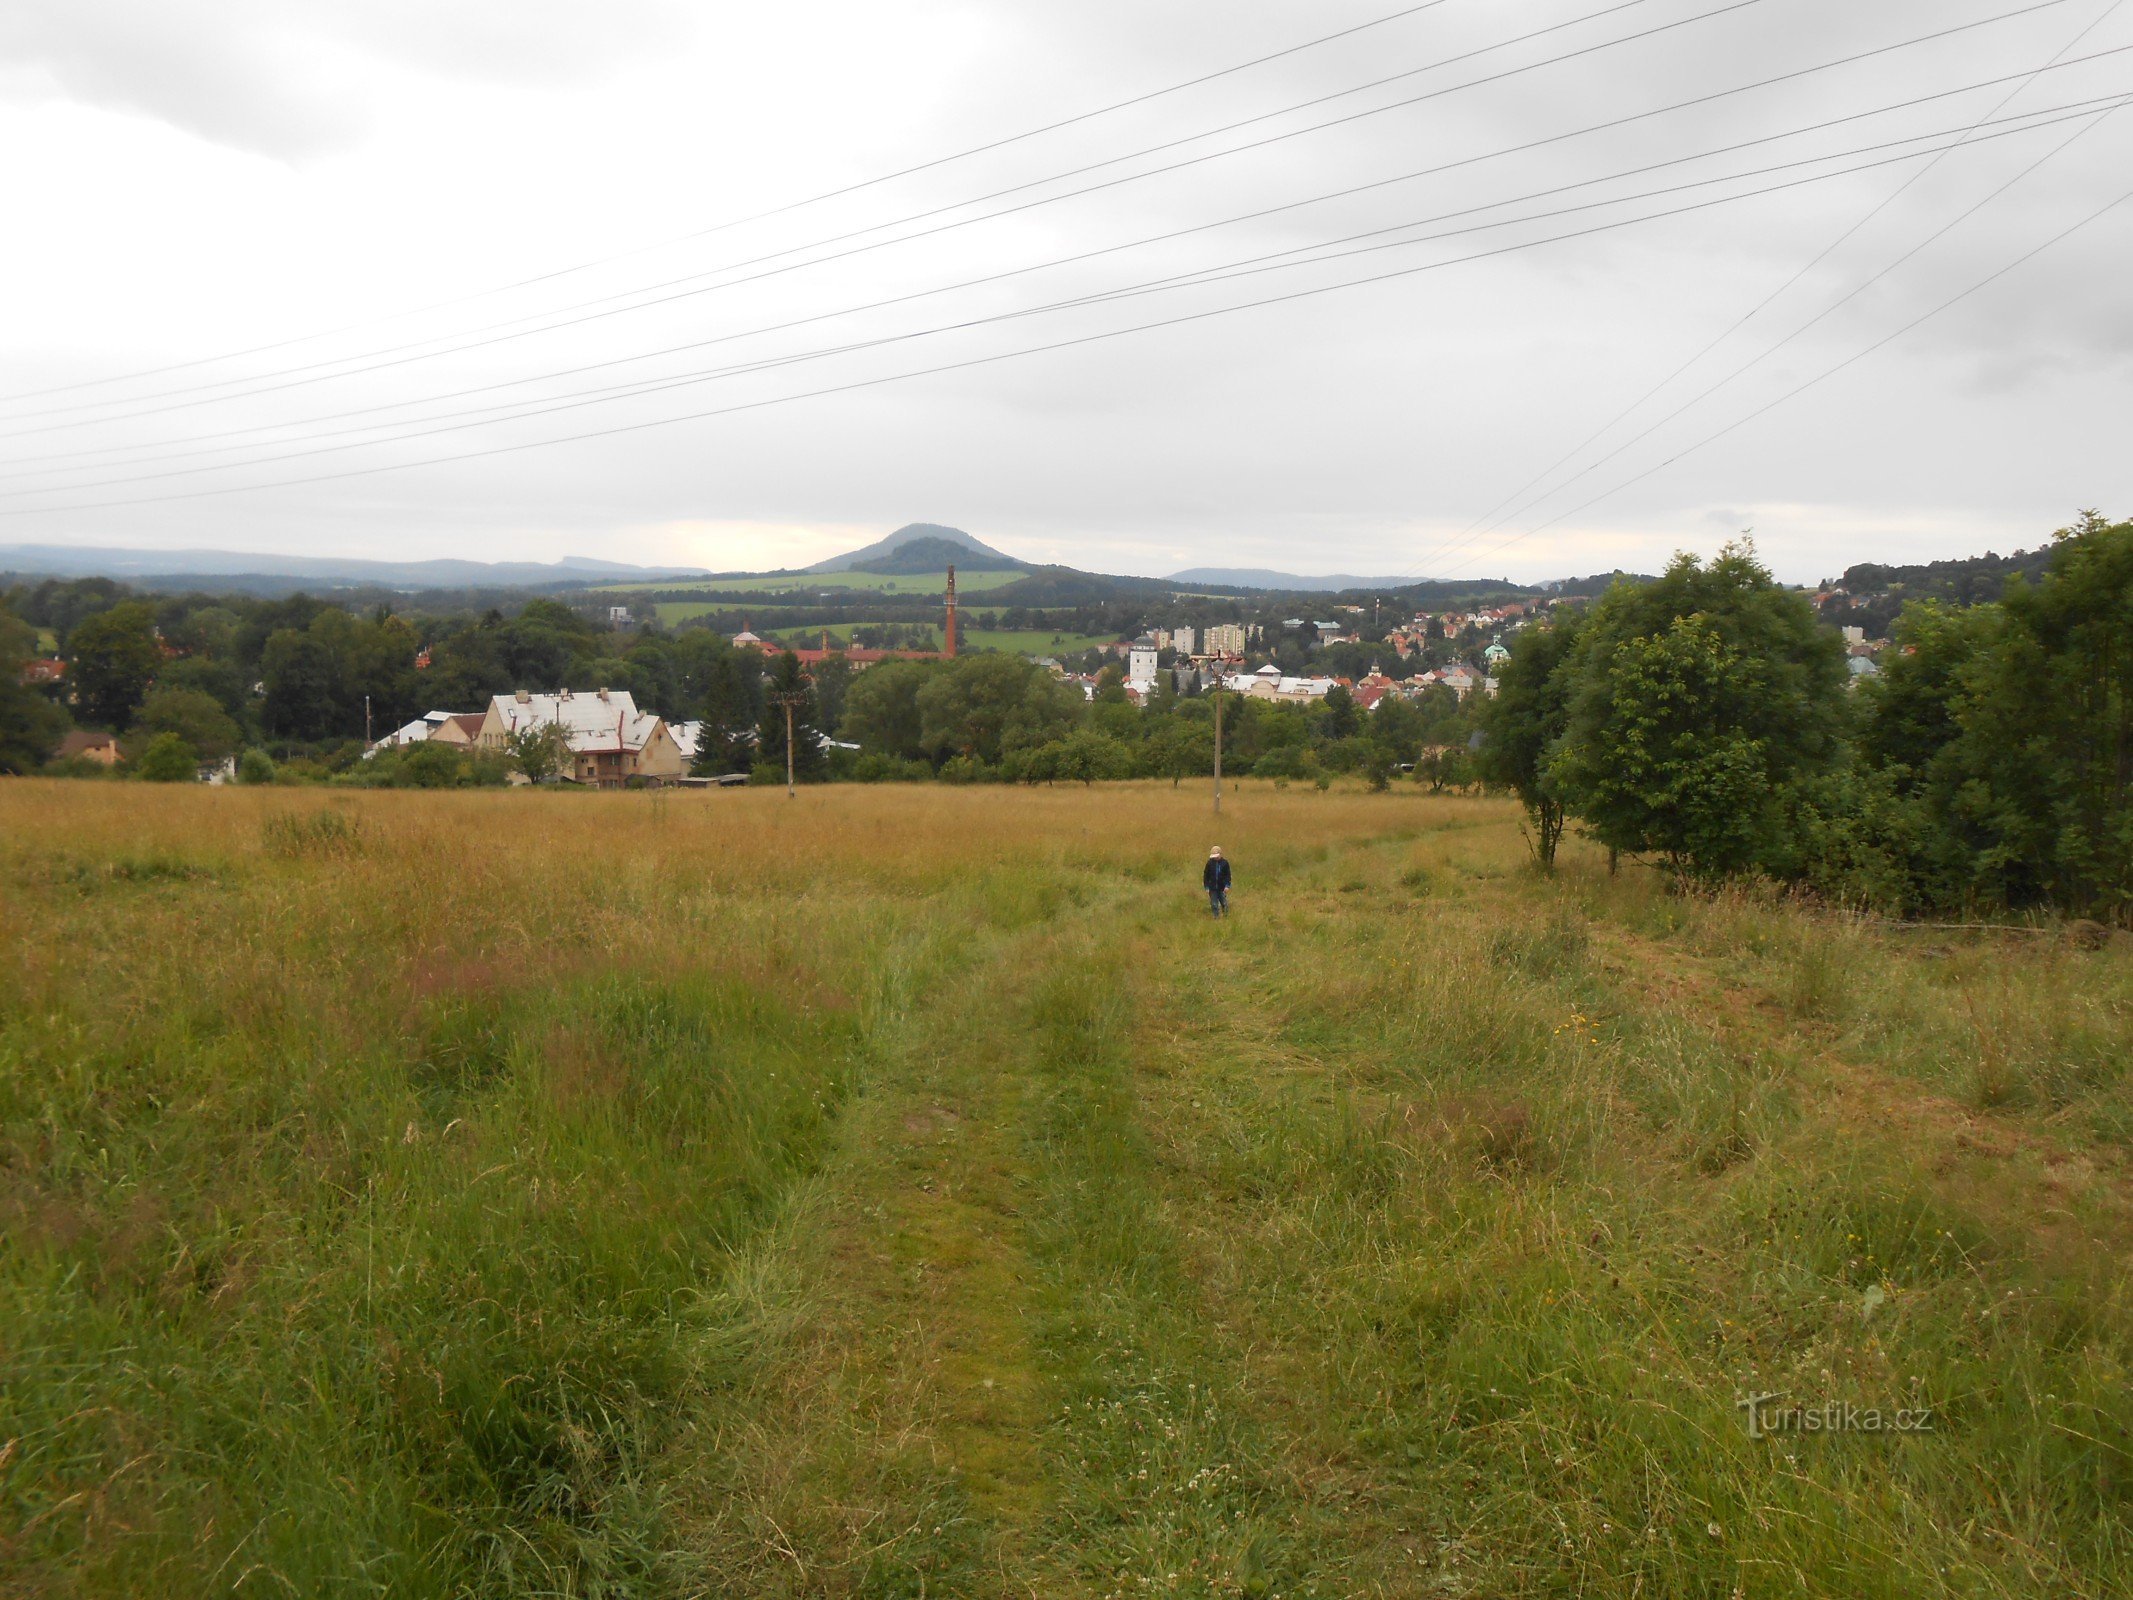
[367,709,484,756]
[1170,625,1196,657]
[475,688,686,786]
[1127,637,1160,685]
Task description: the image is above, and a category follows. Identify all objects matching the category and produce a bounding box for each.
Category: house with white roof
[475,688,685,786]
[367,709,484,756]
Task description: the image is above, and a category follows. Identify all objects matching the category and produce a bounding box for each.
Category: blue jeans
[1208,888,1227,916]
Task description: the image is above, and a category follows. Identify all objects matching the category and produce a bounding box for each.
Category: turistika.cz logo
[1736,1393,1936,1439]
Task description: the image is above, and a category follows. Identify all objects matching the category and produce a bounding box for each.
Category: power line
[12,91,2120,498]
[1434,176,2133,578]
[0,0,1462,408]
[17,57,2125,484]
[1424,97,2125,574]
[10,102,2120,518]
[7,0,2071,445]
[0,0,1768,432]
[1405,0,2126,579]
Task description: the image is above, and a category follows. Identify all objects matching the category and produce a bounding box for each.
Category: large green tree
[131,687,243,763]
[1476,610,1583,869]
[841,659,931,762]
[1549,544,1846,879]
[67,601,161,728]
[0,599,68,772]
[1933,511,2133,913]
[914,656,1080,766]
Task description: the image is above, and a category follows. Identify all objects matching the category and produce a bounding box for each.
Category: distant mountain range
[1167,566,1427,592]
[0,543,710,589]
[0,526,1593,603]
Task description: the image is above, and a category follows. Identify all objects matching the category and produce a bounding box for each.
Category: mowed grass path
[5,783,2132,1596]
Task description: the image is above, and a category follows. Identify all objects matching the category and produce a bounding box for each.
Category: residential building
[369,709,483,754]
[56,730,122,766]
[19,657,64,686]
[1127,637,1159,685]
[1170,625,1196,657]
[1202,623,1247,656]
[476,688,685,786]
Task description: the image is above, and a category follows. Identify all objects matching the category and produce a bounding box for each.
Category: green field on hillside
[6,781,2132,1596]
[604,568,1028,598]
[649,608,1115,653]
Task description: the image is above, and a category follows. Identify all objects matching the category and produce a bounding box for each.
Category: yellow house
[476,688,686,786]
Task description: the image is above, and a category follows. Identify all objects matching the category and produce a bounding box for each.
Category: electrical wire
[0,0,1719,430]
[9,99,2122,518]
[0,0,1462,407]
[15,53,2124,481]
[1420,95,2125,576]
[8,91,2121,494]
[6,0,2069,443]
[1404,0,2126,579]
[1432,175,2133,578]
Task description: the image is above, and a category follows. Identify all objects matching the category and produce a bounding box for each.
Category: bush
[236,748,279,786]
[1252,746,1316,781]
[133,732,197,782]
[847,753,929,783]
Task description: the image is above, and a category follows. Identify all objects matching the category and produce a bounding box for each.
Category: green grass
[649,610,1116,653]
[5,782,2132,1596]
[606,568,1029,598]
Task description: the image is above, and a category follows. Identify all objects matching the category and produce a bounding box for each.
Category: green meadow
[605,569,1028,599]
[647,609,1116,654]
[5,781,2131,1597]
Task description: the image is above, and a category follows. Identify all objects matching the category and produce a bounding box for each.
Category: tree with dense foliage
[131,687,243,763]
[840,659,930,762]
[915,655,1080,766]
[0,600,68,773]
[1549,545,1846,879]
[1930,511,2133,914]
[1477,611,1583,868]
[134,732,198,782]
[67,601,161,728]
[504,723,573,784]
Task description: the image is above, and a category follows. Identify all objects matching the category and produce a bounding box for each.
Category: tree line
[1477,514,2132,920]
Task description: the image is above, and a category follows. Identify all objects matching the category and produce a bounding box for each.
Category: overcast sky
[1,0,2129,582]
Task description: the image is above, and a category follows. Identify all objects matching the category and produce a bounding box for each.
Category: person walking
[1203,845,1232,917]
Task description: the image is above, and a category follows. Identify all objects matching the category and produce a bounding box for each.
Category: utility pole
[364,694,371,747]
[769,689,806,799]
[1212,690,1225,816]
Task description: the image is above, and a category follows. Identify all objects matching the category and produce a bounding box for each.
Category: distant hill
[807,523,1019,573]
[0,543,708,590]
[849,533,1027,576]
[1838,547,2052,604]
[1167,566,1419,592]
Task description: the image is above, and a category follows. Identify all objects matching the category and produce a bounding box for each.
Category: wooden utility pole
[768,689,807,799]
[1213,690,1225,815]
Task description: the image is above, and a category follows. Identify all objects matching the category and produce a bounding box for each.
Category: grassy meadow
[606,570,1028,600]
[4,780,2132,1597]
[646,609,1117,655]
